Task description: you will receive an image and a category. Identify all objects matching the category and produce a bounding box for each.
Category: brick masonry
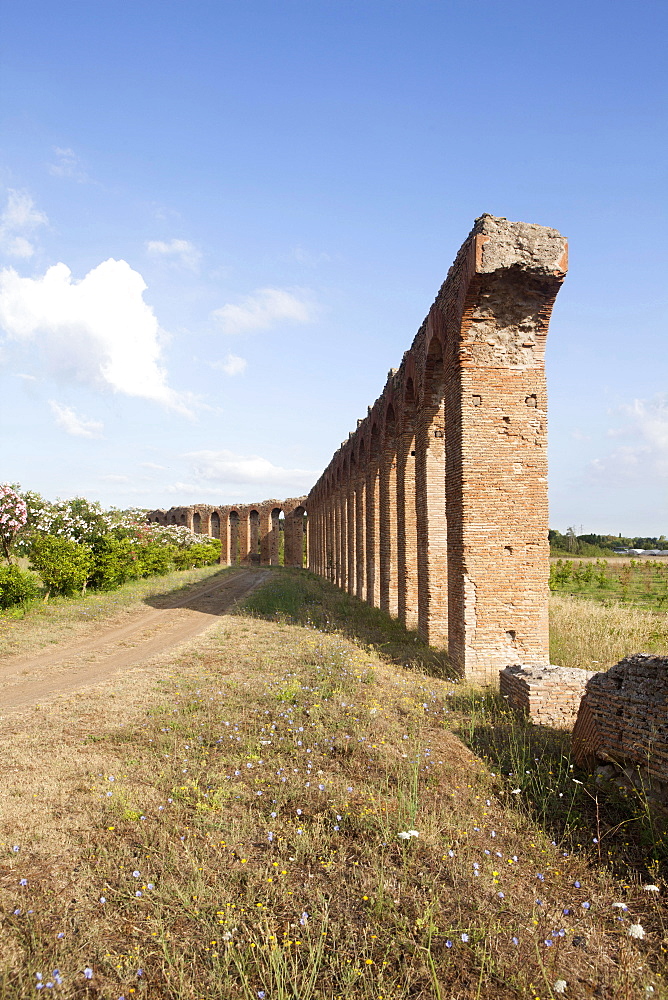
[572,656,668,799]
[307,215,568,681]
[500,664,596,728]
[147,498,308,568]
[147,215,568,684]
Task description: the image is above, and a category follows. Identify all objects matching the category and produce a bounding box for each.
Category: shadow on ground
[234,565,456,679]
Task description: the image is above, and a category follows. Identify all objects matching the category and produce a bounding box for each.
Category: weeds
[0,569,667,997]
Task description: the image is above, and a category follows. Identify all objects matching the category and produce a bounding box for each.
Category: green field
[550,557,668,610]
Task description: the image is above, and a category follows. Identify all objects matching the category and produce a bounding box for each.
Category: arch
[210,511,221,539]
[248,509,260,564]
[193,511,202,534]
[270,507,284,566]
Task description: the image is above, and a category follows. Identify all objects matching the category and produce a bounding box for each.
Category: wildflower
[628,924,645,939]
[553,980,567,994]
[644,885,660,893]
[445,940,453,948]
[581,901,590,910]
[612,902,628,910]
[300,911,309,926]
[461,933,469,942]
[536,873,545,881]
[510,788,521,794]
[99,897,106,904]
[132,871,140,878]
[574,880,581,888]
[12,846,19,852]
[498,892,505,898]
[83,968,93,980]
[19,878,27,886]
[512,936,519,945]
[397,830,419,839]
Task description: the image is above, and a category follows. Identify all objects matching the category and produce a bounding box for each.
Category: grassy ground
[550,558,668,611]
[1,569,667,998]
[0,562,231,659]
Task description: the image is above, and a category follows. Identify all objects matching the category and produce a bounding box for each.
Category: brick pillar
[415,347,448,646]
[365,461,380,607]
[238,511,250,564]
[258,509,271,565]
[355,473,366,600]
[346,467,356,594]
[338,486,347,590]
[443,220,567,680]
[326,495,334,581]
[219,508,230,565]
[379,427,398,617]
[229,512,239,564]
[269,508,281,565]
[396,425,418,629]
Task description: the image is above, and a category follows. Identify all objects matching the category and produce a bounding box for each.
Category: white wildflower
[644,885,660,893]
[397,830,419,840]
[628,924,645,939]
[553,980,567,994]
[510,788,521,795]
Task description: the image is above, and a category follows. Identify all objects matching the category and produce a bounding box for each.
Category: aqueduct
[148,214,568,682]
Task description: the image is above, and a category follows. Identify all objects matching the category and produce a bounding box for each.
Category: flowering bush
[0,484,28,562]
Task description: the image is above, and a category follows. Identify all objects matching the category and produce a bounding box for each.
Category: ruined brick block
[500,663,596,728]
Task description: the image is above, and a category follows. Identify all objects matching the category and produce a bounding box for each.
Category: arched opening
[210,511,221,539]
[180,512,186,525]
[193,511,201,534]
[354,440,366,599]
[270,508,284,566]
[249,510,260,564]
[284,505,307,568]
[229,510,240,565]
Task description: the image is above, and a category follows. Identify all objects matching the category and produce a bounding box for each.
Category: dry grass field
[1,568,667,999]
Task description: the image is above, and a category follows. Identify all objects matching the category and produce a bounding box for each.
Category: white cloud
[213,287,315,335]
[590,394,668,483]
[0,259,191,412]
[185,449,316,491]
[0,189,48,258]
[99,473,130,483]
[48,147,88,182]
[141,461,168,471]
[210,353,247,376]
[49,400,103,438]
[146,238,201,270]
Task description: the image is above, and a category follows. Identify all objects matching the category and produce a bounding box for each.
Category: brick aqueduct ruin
[149,215,568,682]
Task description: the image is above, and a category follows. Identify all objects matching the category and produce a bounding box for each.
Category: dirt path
[0,568,268,713]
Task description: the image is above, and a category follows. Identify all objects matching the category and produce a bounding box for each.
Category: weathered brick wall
[500,664,596,728]
[147,497,307,568]
[307,215,567,681]
[572,656,668,793]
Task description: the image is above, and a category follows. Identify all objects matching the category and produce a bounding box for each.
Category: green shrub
[173,540,221,570]
[30,534,94,597]
[89,536,142,590]
[0,563,41,608]
[136,541,175,578]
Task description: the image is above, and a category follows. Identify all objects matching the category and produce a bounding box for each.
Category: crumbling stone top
[504,663,597,684]
[473,214,568,276]
[585,653,668,703]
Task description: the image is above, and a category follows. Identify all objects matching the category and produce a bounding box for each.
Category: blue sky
[0,0,666,534]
